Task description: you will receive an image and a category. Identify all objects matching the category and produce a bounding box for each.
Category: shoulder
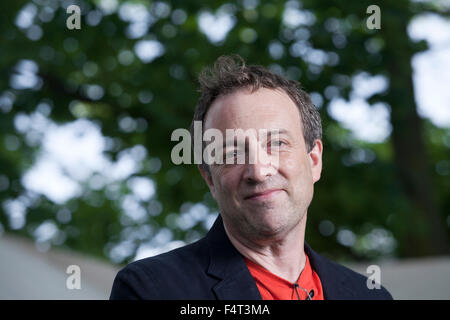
[110,238,210,299]
[331,259,393,299]
[307,245,393,300]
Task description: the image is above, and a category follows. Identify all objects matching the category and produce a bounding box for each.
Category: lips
[244,189,283,200]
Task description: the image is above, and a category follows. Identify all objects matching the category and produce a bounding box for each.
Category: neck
[223,213,307,284]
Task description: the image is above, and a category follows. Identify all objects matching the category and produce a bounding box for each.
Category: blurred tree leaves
[0,0,448,265]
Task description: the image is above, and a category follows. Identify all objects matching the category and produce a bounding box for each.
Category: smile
[244,189,284,201]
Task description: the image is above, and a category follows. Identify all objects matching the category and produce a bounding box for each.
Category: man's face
[200,87,322,241]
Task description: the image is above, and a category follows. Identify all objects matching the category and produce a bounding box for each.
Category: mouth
[244,189,284,201]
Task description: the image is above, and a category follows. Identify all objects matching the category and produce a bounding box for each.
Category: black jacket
[110,216,392,300]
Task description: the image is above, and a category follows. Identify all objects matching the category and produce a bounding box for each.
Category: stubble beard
[221,193,308,245]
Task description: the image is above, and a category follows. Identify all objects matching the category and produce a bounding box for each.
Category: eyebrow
[268,129,288,137]
[221,129,290,149]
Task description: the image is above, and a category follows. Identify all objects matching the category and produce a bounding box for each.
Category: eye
[223,147,246,165]
[224,149,241,161]
[270,140,286,147]
[226,150,238,158]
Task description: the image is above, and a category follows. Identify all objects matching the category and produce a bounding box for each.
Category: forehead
[204,87,302,133]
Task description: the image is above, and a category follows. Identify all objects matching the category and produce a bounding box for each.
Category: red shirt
[245,254,324,300]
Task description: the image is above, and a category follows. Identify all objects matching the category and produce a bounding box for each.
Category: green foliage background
[0,0,448,265]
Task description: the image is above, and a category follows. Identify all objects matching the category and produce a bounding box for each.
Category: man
[110,55,392,300]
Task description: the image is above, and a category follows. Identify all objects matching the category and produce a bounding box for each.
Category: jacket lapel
[206,216,262,300]
[305,243,356,299]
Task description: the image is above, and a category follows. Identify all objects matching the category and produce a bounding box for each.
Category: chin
[250,211,293,235]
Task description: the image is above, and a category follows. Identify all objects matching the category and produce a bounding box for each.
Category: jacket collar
[305,243,356,299]
[205,215,262,300]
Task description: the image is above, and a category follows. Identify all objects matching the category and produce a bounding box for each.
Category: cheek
[281,151,307,172]
[284,157,297,170]
[212,168,241,198]
[279,153,312,184]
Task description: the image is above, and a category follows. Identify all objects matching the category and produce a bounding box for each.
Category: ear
[198,165,217,200]
[308,139,323,184]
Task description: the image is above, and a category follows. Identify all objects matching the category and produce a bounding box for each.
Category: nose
[243,163,274,183]
[243,141,277,183]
